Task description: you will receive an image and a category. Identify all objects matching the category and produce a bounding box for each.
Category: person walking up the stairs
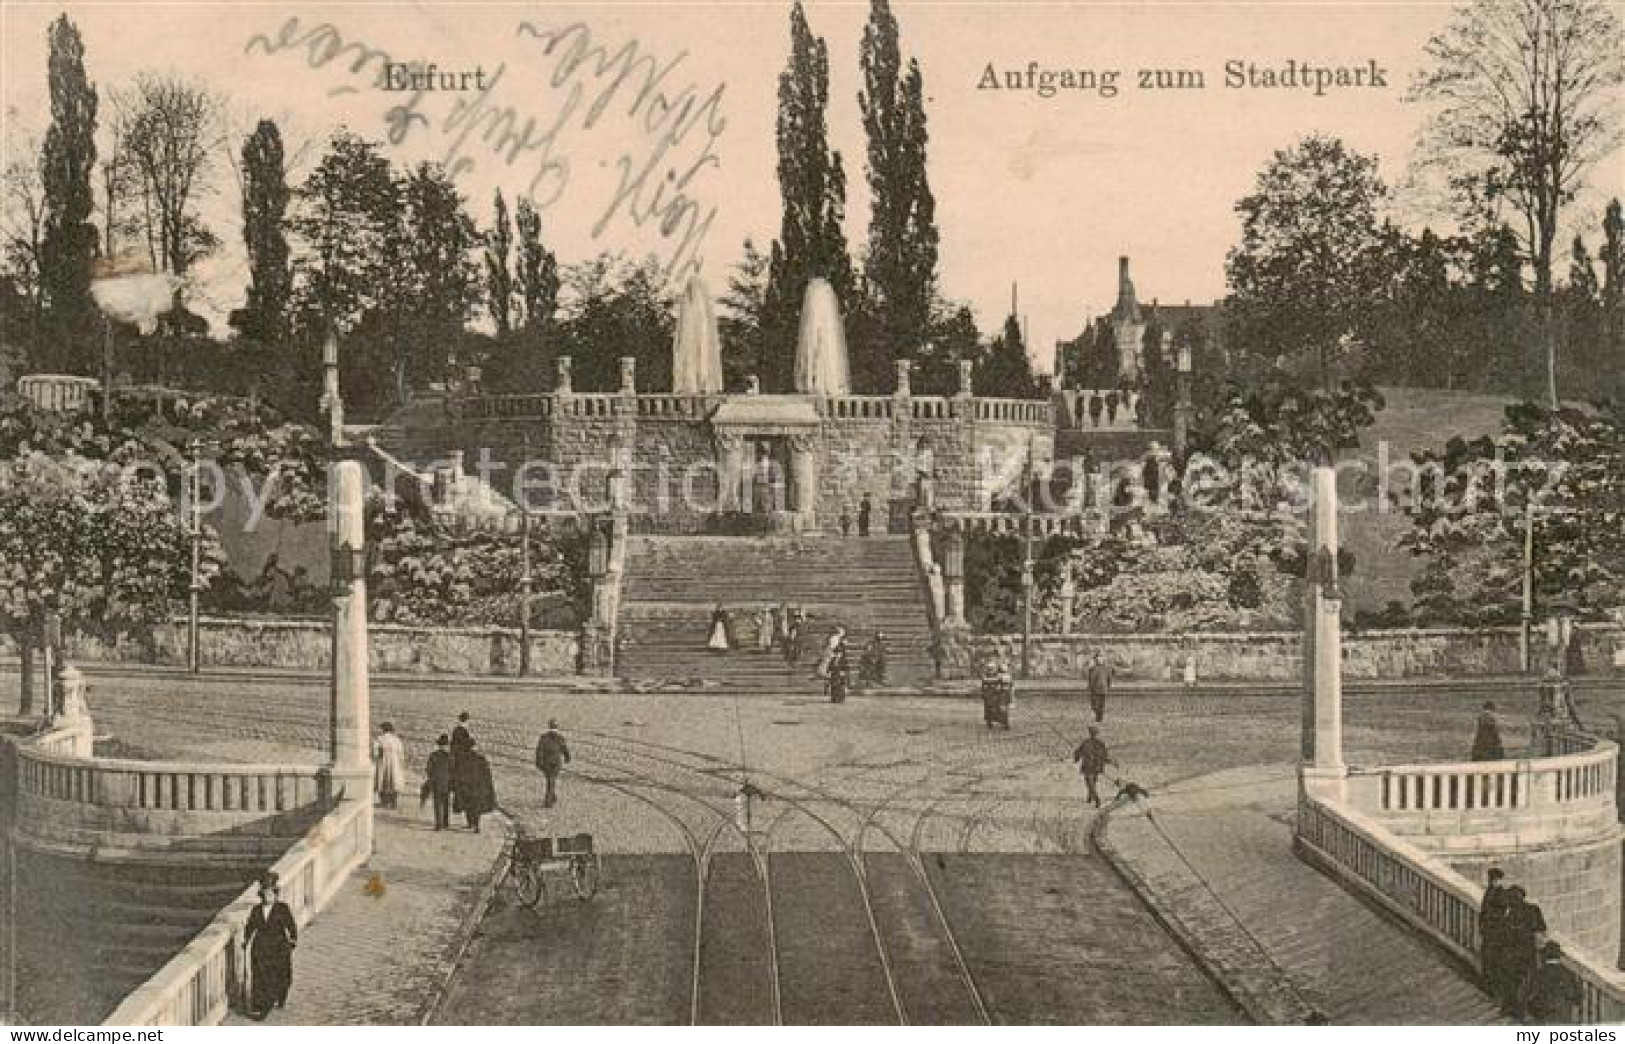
[707,604,732,653]
[757,606,774,653]
[858,494,873,536]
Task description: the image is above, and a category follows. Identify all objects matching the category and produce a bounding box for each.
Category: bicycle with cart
[501,826,602,909]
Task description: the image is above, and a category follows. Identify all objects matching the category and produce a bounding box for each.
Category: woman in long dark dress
[245,883,297,1018]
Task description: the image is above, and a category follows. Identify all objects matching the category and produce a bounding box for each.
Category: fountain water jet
[793,278,850,395]
[672,276,723,394]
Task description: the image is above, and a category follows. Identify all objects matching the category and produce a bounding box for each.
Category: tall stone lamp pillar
[329,449,373,812]
[1300,466,1346,797]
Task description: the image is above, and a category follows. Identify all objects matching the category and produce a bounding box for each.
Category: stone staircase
[617,536,937,692]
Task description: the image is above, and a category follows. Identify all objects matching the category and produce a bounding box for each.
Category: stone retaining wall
[974,624,1625,681]
[2,617,580,677]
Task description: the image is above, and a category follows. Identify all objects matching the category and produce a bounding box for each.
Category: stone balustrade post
[556,356,573,395]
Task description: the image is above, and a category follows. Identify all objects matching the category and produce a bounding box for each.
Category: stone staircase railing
[104,796,371,1026]
[1296,787,1625,1022]
[941,511,1108,538]
[1299,728,1625,1023]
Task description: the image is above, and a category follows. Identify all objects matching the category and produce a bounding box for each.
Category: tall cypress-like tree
[1603,200,1623,359]
[486,190,513,337]
[515,196,559,334]
[236,119,291,345]
[761,1,852,392]
[38,14,99,371]
[858,0,938,392]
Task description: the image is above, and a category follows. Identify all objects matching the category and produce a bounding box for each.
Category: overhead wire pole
[519,433,533,678]
[187,439,203,674]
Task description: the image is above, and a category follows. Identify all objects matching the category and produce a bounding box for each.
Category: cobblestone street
[53,667,1590,1025]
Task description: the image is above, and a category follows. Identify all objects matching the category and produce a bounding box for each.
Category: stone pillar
[620,356,637,394]
[1301,466,1345,781]
[789,434,819,530]
[957,359,974,397]
[717,434,745,513]
[329,451,373,807]
[1058,575,1077,636]
[556,356,573,395]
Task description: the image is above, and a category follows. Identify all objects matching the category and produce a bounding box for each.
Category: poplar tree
[236,119,291,345]
[38,14,99,371]
[858,0,938,391]
[486,190,513,337]
[761,1,852,391]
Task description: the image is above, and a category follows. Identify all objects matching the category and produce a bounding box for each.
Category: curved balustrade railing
[18,747,330,815]
[1298,789,1625,1022]
[1343,734,1618,841]
[452,390,1055,425]
[105,797,371,1026]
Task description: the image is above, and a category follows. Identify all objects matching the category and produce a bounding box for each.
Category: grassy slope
[1336,386,1517,614]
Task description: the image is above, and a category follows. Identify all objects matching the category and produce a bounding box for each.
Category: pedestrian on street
[535,719,572,809]
[860,632,888,688]
[1478,867,1512,996]
[1527,941,1579,1023]
[451,711,474,765]
[817,626,845,679]
[1072,727,1112,807]
[858,494,873,536]
[1500,886,1548,1018]
[1087,653,1114,724]
[1471,702,1506,762]
[245,874,297,1020]
[827,639,851,703]
[373,722,405,809]
[981,662,1012,729]
[457,738,497,832]
[421,734,454,831]
[840,508,853,537]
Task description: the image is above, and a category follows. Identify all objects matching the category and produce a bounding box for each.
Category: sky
[3,1,1623,370]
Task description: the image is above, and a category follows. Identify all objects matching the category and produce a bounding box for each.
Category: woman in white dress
[374,722,406,809]
[707,604,732,652]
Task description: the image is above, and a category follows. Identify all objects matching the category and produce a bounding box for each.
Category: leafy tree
[1226,135,1395,391]
[368,499,586,628]
[554,254,675,392]
[485,190,513,337]
[857,0,938,392]
[719,238,770,390]
[38,14,100,373]
[290,132,397,339]
[2,115,47,347]
[914,298,982,395]
[978,312,1037,398]
[514,196,559,333]
[762,1,854,392]
[391,162,479,401]
[1408,0,1625,408]
[1400,401,1625,624]
[112,74,223,279]
[233,119,292,346]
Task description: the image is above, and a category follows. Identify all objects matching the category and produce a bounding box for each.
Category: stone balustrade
[1055,388,1141,431]
[461,393,555,420]
[824,395,896,420]
[1342,735,1619,846]
[104,796,371,1026]
[636,394,716,418]
[974,397,1053,425]
[14,742,334,860]
[942,511,1108,538]
[1297,787,1625,1023]
[17,374,99,414]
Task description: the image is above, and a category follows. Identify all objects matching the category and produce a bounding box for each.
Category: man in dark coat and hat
[1072,727,1112,807]
[1478,867,1512,996]
[457,738,497,832]
[1087,653,1113,724]
[1500,886,1548,1017]
[1471,702,1505,761]
[535,719,572,808]
[422,734,454,830]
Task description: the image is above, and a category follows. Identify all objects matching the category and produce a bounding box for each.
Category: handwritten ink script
[243,17,726,284]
